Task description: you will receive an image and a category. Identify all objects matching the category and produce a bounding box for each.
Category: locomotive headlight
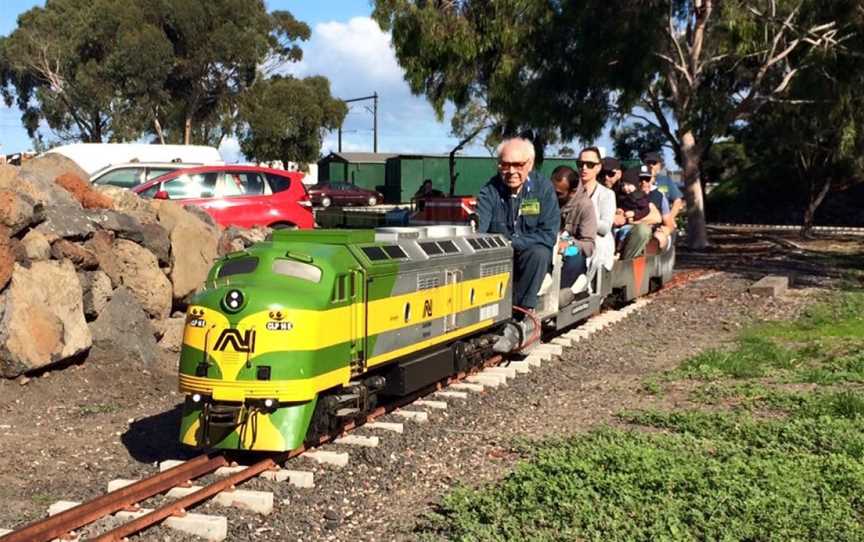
[222,289,246,313]
[264,399,274,408]
[192,393,202,403]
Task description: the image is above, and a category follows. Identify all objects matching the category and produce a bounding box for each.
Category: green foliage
[373,0,666,143]
[0,0,174,142]
[670,292,864,383]
[424,419,864,541]
[424,291,864,541]
[237,75,347,165]
[0,0,314,146]
[610,122,666,162]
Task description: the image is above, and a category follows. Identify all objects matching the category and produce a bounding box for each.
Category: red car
[308,181,384,208]
[132,165,314,229]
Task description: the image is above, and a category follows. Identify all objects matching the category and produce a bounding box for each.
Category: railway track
[0,270,707,542]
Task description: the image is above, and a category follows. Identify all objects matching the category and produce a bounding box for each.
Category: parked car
[308,181,384,208]
[132,166,314,229]
[47,143,223,175]
[91,162,202,189]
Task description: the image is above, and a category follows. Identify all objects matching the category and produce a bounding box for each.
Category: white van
[46,143,224,175]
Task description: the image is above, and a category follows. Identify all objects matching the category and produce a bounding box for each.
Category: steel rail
[90,451,295,542]
[0,454,227,542]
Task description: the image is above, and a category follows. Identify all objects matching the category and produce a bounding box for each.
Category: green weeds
[421,291,864,541]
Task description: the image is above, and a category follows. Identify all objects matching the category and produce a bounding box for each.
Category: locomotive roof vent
[424,225,456,239]
[375,227,422,242]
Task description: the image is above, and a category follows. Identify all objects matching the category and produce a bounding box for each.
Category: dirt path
[0,234,853,540]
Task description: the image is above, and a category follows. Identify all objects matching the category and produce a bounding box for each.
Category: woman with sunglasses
[576,147,616,274]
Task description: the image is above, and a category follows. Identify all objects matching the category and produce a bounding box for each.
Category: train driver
[476,137,560,313]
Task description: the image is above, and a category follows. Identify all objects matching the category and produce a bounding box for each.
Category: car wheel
[270,222,297,230]
[367,196,378,206]
[321,196,332,208]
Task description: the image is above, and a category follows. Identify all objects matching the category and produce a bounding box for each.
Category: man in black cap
[600,156,622,191]
[641,151,684,224]
[614,168,661,258]
[638,164,674,249]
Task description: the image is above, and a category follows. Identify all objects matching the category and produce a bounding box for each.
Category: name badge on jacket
[520,198,540,216]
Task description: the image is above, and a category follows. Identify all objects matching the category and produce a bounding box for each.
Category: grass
[420,291,864,541]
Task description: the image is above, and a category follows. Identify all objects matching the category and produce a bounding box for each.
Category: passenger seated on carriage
[476,137,559,313]
[637,165,674,250]
[550,166,596,290]
[613,168,662,259]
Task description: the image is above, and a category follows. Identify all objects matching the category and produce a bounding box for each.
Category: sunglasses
[644,160,659,166]
[601,170,617,177]
[498,160,529,169]
[576,160,600,169]
[639,177,652,182]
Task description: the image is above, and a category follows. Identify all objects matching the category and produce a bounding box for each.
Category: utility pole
[338,93,379,153]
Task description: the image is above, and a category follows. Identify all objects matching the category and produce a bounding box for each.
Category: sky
[0,0,618,162]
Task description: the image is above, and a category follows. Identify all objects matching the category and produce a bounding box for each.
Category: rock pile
[0,154,270,378]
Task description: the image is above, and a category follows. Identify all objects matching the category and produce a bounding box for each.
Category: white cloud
[282,17,486,157]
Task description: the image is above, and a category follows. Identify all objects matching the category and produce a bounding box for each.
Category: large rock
[108,239,172,318]
[79,270,112,319]
[54,173,113,209]
[35,204,96,241]
[153,316,186,353]
[84,209,170,264]
[21,230,51,261]
[51,239,98,270]
[95,185,158,224]
[86,230,120,282]
[89,287,159,367]
[0,260,91,378]
[15,154,84,207]
[0,237,12,291]
[153,201,220,300]
[0,189,41,235]
[218,225,271,256]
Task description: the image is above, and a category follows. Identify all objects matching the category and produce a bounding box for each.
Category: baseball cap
[601,157,621,171]
[638,165,652,178]
[641,151,662,163]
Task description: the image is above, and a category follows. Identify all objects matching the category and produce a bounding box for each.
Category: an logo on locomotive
[213,329,257,353]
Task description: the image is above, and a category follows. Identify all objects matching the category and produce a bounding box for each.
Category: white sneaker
[570,274,589,294]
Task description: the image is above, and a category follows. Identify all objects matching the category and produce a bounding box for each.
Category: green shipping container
[317,152,395,192]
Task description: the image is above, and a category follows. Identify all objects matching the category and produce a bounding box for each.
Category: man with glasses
[639,165,674,249]
[600,157,623,191]
[641,151,684,224]
[477,137,559,312]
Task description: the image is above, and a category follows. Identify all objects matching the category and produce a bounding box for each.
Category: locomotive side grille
[417,273,440,290]
[481,261,510,277]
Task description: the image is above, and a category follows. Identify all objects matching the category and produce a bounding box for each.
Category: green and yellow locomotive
[178,226,513,451]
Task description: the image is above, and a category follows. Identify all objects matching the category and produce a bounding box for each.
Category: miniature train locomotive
[177,226,675,452]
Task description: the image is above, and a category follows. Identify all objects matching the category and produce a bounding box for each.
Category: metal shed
[317,152,397,192]
[384,155,584,203]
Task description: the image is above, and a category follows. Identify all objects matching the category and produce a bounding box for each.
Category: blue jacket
[476,170,560,252]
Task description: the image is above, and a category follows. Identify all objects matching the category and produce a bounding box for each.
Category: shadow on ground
[676,231,864,289]
[121,403,197,463]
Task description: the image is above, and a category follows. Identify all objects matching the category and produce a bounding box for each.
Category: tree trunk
[801,177,831,239]
[680,131,709,250]
[153,117,165,145]
[184,117,192,145]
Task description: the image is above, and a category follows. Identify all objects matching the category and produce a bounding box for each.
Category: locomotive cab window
[217,257,259,278]
[272,259,322,283]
